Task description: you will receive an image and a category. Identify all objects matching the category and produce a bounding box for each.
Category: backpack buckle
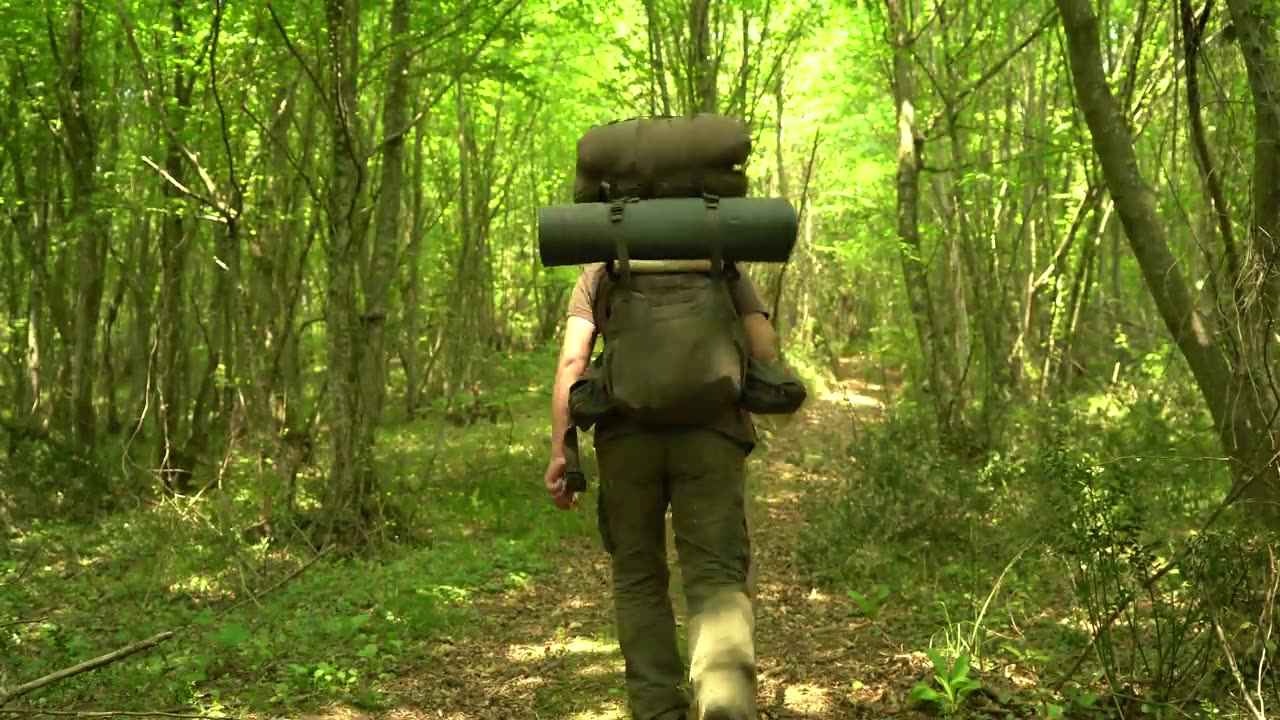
[608,196,637,222]
[607,198,634,287]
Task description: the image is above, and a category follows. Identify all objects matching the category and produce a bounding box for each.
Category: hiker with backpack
[538,115,806,720]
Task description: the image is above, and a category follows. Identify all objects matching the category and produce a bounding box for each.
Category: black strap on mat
[703,191,724,279]
[607,196,636,289]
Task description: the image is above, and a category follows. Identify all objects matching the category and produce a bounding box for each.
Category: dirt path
[382,362,927,720]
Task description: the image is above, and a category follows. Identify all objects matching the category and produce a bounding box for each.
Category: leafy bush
[798,371,1269,715]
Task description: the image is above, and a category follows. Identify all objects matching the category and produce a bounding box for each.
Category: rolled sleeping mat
[573,168,749,204]
[576,114,751,178]
[538,196,798,267]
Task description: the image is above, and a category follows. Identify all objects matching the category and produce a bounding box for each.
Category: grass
[0,358,601,715]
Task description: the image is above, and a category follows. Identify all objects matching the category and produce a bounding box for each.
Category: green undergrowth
[797,366,1276,718]
[1,354,598,715]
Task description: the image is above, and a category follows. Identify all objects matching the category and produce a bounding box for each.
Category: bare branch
[114,0,230,219]
[0,617,46,630]
[0,544,41,588]
[0,632,175,705]
[237,97,323,207]
[138,156,223,218]
[0,710,218,719]
[953,8,1059,109]
[212,545,332,619]
[209,0,243,218]
[1052,448,1280,690]
[920,7,1060,138]
[369,0,525,159]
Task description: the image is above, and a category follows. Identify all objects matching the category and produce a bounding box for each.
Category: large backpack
[577,115,753,426]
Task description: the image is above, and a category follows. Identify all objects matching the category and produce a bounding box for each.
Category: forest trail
[360,358,930,720]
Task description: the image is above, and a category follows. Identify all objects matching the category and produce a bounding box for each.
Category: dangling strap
[702,191,724,280]
[609,197,634,289]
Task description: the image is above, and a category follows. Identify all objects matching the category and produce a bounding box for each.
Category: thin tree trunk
[3,67,43,424]
[360,0,411,446]
[42,145,74,430]
[644,0,673,115]
[445,78,476,402]
[1179,0,1241,312]
[155,0,197,486]
[322,0,373,535]
[886,0,951,432]
[690,0,716,113]
[1224,0,1280,395]
[402,118,427,419]
[127,211,155,436]
[58,0,110,450]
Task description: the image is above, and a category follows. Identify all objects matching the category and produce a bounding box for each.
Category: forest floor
[364,358,942,720]
[6,352,1269,718]
[0,355,1108,719]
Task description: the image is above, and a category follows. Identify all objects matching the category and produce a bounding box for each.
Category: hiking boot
[692,667,756,720]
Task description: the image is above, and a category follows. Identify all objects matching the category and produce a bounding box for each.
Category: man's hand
[544,455,578,510]
[547,314,595,512]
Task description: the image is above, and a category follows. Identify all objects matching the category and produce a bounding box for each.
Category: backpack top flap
[577,114,750,175]
[575,115,751,202]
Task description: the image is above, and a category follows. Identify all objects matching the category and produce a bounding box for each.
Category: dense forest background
[1,0,1278,717]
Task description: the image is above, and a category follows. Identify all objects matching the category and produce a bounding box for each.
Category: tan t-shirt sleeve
[565,263,607,326]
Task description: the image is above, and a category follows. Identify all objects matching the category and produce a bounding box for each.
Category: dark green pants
[596,429,757,720]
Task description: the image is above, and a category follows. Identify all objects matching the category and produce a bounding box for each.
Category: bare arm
[550,315,598,458]
[742,312,779,364]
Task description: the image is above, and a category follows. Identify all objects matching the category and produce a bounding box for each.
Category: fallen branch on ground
[0,618,46,630]
[0,631,174,705]
[0,710,219,718]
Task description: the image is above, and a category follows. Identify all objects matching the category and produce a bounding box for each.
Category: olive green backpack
[591,255,748,426]
[573,115,753,427]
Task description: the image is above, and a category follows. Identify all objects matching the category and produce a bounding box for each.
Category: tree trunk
[360,0,411,452]
[690,0,716,113]
[154,0,197,487]
[1057,0,1280,525]
[1180,0,1241,313]
[3,67,44,425]
[322,0,373,535]
[402,119,427,419]
[643,0,673,115]
[1224,0,1280,381]
[885,0,952,432]
[58,0,110,450]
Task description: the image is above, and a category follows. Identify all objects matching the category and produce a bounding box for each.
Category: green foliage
[847,583,891,621]
[1047,450,1264,708]
[910,650,982,716]
[799,366,1262,714]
